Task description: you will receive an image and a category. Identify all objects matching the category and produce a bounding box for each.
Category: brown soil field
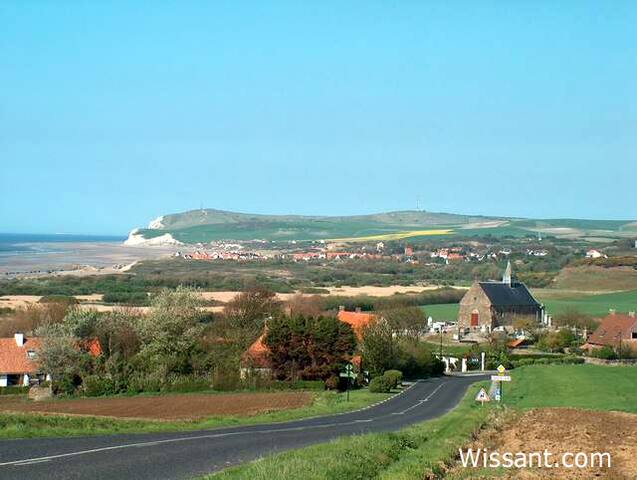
[448,408,637,479]
[0,391,313,421]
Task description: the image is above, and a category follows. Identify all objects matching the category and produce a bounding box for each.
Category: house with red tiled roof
[0,333,103,388]
[336,307,376,340]
[239,329,272,378]
[583,312,637,352]
[0,334,44,387]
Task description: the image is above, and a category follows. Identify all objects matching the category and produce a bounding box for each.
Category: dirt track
[0,391,313,421]
[449,408,637,479]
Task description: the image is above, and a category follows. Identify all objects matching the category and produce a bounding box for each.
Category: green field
[540,289,637,317]
[0,389,391,439]
[207,365,637,479]
[421,289,637,320]
[421,303,460,320]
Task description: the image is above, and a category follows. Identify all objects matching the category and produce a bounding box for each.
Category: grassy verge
[0,389,392,439]
[206,382,491,480]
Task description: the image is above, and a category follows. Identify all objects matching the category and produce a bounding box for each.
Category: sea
[0,233,126,258]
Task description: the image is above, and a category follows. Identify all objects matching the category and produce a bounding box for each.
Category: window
[632,331,637,340]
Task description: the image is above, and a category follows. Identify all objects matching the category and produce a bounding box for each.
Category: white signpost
[491,364,512,402]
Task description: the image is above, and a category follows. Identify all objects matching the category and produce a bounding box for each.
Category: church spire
[502,260,512,285]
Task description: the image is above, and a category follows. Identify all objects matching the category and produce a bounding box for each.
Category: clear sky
[1,1,635,235]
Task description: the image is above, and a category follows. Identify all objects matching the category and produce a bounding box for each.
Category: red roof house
[337,309,376,340]
[0,334,43,387]
[585,312,637,350]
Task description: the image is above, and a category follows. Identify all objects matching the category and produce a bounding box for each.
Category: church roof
[478,281,540,307]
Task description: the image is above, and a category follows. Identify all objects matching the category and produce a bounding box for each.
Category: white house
[586,249,607,259]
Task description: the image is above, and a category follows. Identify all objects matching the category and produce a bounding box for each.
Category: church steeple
[502,260,512,285]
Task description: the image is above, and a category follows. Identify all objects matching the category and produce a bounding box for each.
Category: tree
[35,323,87,394]
[223,287,281,327]
[360,319,400,375]
[96,308,141,360]
[554,308,598,333]
[380,306,428,340]
[136,287,205,376]
[265,314,356,381]
[286,294,324,318]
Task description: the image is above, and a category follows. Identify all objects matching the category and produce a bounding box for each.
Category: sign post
[339,364,356,401]
[490,364,511,403]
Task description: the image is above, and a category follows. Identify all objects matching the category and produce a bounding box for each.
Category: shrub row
[510,356,584,368]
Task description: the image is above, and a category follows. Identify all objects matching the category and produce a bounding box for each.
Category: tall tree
[266,315,355,381]
[136,287,204,375]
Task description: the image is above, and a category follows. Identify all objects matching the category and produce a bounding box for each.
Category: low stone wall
[584,357,637,366]
[28,384,53,401]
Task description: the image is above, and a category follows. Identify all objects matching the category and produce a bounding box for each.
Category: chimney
[609,308,616,315]
[629,311,636,318]
[502,260,512,285]
[355,307,362,313]
[14,333,24,347]
[338,305,345,312]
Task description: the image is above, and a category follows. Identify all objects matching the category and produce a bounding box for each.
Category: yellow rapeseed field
[329,229,453,242]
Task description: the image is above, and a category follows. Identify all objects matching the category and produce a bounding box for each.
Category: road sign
[497,364,506,374]
[475,388,490,405]
[491,375,511,382]
[340,363,356,379]
[340,364,355,401]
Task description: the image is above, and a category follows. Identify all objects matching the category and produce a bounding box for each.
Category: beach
[0,241,180,278]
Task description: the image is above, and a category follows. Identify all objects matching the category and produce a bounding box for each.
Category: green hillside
[130,209,636,244]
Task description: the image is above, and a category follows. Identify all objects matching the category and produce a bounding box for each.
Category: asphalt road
[0,375,483,480]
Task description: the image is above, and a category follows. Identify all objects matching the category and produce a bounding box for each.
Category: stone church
[457,262,543,333]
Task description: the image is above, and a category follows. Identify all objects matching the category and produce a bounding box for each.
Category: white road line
[0,417,380,467]
[1,381,440,468]
[422,383,445,402]
[392,383,445,415]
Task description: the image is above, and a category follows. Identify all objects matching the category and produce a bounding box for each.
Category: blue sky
[1,1,635,235]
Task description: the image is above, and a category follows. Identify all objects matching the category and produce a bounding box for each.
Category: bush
[102,291,149,306]
[82,375,120,396]
[369,375,394,393]
[38,295,78,305]
[0,386,30,395]
[510,355,584,368]
[382,370,403,389]
[324,376,340,391]
[592,346,617,360]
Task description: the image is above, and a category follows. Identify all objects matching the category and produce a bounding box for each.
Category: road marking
[0,380,451,468]
[0,417,382,467]
[13,459,51,466]
[392,383,445,415]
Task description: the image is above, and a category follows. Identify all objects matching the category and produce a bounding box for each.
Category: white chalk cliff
[124,229,183,246]
[148,216,165,229]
